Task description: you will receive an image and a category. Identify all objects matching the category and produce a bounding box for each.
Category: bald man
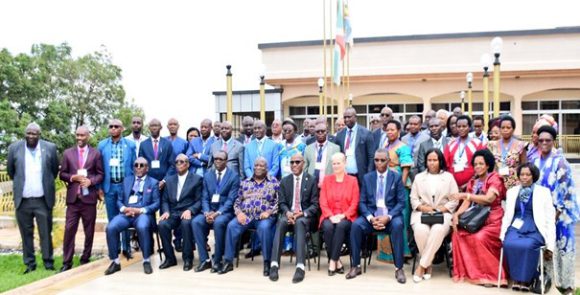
[139,119,175,184]
[8,122,59,273]
[166,118,189,161]
[243,120,281,178]
[59,126,104,272]
[186,119,216,176]
[125,116,148,155]
[270,119,283,143]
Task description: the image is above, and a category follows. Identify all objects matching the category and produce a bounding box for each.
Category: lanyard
[499,138,514,161]
[457,138,471,159]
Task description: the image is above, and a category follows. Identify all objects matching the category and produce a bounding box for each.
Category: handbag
[421,212,444,225]
[457,204,490,233]
[530,266,552,294]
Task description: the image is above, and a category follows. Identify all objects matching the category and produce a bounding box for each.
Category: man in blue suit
[139,119,175,186]
[334,107,375,185]
[192,150,240,273]
[346,149,407,283]
[186,119,215,176]
[166,118,189,161]
[98,119,136,259]
[243,120,280,178]
[104,157,160,275]
[158,154,202,271]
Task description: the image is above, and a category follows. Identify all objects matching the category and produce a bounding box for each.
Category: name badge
[211,194,220,203]
[453,164,465,172]
[151,160,161,169]
[345,148,354,157]
[77,169,88,177]
[128,195,138,204]
[315,162,324,170]
[511,218,524,230]
[109,158,120,167]
[499,166,509,176]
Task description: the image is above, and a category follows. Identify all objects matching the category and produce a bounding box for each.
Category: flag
[344,0,353,47]
[332,0,345,86]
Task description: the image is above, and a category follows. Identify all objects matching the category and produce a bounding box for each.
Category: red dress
[452,172,507,285]
[444,137,484,189]
[318,174,359,226]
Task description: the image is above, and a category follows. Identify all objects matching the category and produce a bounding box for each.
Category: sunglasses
[134,163,146,168]
[132,121,141,124]
[538,139,553,143]
[315,130,326,134]
[374,158,388,163]
[380,113,391,117]
[175,160,187,165]
[109,125,121,129]
[290,160,303,165]
[282,129,294,133]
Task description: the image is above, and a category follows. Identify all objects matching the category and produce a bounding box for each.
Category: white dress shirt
[23,145,44,198]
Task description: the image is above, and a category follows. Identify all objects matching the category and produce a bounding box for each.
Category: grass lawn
[0,254,93,293]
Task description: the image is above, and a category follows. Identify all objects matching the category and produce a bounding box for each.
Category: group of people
[6,107,578,292]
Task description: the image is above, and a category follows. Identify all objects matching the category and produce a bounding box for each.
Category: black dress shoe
[395,268,407,284]
[269,265,279,281]
[263,263,270,277]
[159,260,177,269]
[143,262,153,274]
[194,260,211,272]
[23,265,36,274]
[122,250,133,260]
[183,261,194,271]
[218,262,234,274]
[211,263,221,273]
[60,264,72,272]
[80,259,90,265]
[104,262,121,275]
[328,269,336,276]
[45,265,56,271]
[174,245,183,253]
[292,268,305,283]
[345,266,362,279]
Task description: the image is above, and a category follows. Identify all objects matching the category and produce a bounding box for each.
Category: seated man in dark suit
[192,150,240,273]
[158,154,202,271]
[269,153,319,283]
[105,157,160,275]
[346,149,407,283]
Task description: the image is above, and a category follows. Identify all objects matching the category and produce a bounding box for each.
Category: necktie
[294,176,301,213]
[78,148,85,168]
[314,144,324,179]
[133,177,142,193]
[345,129,352,150]
[153,139,159,159]
[258,140,263,155]
[217,171,222,186]
[375,175,386,216]
[222,141,228,152]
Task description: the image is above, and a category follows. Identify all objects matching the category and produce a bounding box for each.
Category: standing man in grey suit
[413,118,448,175]
[304,122,340,188]
[7,122,59,274]
[209,121,244,177]
[334,107,375,185]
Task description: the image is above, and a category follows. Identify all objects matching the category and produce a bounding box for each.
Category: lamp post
[466,72,473,117]
[491,37,503,118]
[259,74,266,122]
[481,53,492,132]
[226,65,233,122]
[318,77,324,116]
[348,93,353,107]
[460,90,465,113]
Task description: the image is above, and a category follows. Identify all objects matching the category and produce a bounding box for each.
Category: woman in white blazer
[410,148,459,283]
[500,163,556,291]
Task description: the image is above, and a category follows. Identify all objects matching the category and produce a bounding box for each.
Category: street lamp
[226,65,233,122]
[460,90,465,113]
[348,93,353,107]
[491,36,503,117]
[466,72,473,117]
[318,77,324,116]
[481,53,492,132]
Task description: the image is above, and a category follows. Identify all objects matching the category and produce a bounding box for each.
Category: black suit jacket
[278,172,319,219]
[161,172,202,216]
[334,124,375,183]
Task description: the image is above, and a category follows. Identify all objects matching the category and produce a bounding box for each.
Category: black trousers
[158,214,194,263]
[271,215,313,266]
[16,197,53,267]
[321,218,352,261]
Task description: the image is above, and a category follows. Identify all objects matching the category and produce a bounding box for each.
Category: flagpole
[329,0,335,134]
[347,45,350,106]
[322,0,327,117]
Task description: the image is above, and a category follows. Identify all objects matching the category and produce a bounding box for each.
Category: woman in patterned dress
[487,115,527,190]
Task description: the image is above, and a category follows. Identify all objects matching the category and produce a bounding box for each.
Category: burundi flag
[344,0,353,47]
[333,0,345,85]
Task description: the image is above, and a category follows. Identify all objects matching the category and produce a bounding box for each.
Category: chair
[497,245,547,294]
[361,232,394,273]
[128,222,163,261]
[316,230,352,271]
[235,228,257,268]
[287,231,316,271]
[411,233,453,277]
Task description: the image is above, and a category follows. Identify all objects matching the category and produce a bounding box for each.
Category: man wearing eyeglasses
[347,149,407,283]
[125,116,148,155]
[98,119,136,259]
[158,154,202,271]
[372,106,393,150]
[269,154,319,283]
[279,120,306,179]
[192,150,240,273]
[305,116,336,145]
[104,157,160,275]
[304,122,340,187]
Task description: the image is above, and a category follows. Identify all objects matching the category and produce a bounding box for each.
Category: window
[388,104,403,113]
[289,106,305,115]
[522,101,537,110]
[540,101,559,110]
[307,106,320,115]
[431,103,447,111]
[405,104,424,113]
[353,105,366,114]
[369,104,385,113]
[500,102,510,111]
[562,100,580,110]
[522,114,539,135]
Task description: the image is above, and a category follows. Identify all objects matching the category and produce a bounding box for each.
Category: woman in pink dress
[451,148,507,286]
